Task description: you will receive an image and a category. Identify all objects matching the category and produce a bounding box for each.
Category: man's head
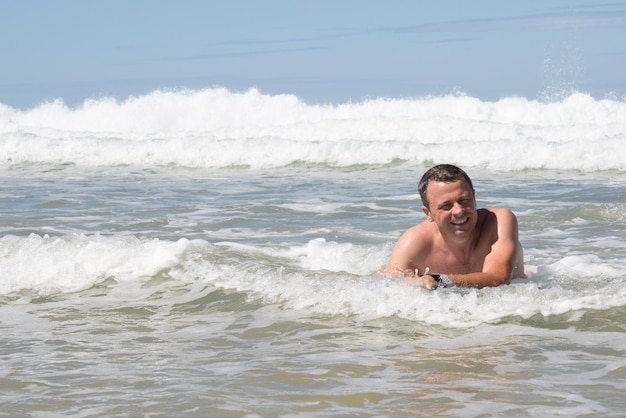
[418,164,474,209]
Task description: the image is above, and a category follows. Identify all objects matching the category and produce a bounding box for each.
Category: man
[381,164,525,289]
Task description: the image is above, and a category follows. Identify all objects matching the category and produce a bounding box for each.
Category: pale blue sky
[2,0,626,108]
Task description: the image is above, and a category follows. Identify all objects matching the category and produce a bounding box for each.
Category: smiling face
[422,179,478,241]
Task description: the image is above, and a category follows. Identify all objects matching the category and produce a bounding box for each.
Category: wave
[1,88,625,171]
[1,234,624,328]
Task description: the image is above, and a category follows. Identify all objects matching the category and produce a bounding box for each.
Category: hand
[418,275,439,290]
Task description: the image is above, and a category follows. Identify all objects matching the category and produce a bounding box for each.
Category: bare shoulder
[481,207,520,240]
[488,207,517,217]
[403,221,436,255]
[480,207,518,225]
[382,220,434,274]
[400,220,435,244]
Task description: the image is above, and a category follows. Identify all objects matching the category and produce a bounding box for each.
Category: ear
[422,205,433,221]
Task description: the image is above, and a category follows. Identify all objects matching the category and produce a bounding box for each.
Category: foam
[0,234,191,294]
[2,234,624,328]
[1,88,624,171]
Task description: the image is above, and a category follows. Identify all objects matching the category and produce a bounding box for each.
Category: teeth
[452,218,468,225]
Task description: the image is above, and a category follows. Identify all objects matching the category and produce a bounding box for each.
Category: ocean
[1,88,625,417]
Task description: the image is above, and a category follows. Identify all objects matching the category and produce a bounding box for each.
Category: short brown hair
[418,164,474,208]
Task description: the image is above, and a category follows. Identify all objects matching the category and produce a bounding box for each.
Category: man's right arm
[379,226,424,277]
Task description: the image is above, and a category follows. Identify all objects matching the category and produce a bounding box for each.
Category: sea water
[1,88,625,416]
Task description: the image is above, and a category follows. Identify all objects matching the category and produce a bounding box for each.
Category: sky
[2,0,626,108]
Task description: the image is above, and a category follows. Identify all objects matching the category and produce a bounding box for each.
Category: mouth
[451,217,469,226]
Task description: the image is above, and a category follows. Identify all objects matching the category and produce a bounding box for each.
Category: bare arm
[378,225,427,277]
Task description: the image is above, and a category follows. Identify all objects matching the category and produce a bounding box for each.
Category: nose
[451,202,464,215]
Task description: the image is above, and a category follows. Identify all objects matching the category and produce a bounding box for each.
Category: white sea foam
[1,88,625,170]
[3,234,622,328]
[0,234,190,294]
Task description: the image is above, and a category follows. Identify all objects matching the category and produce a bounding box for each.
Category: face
[422,179,477,241]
